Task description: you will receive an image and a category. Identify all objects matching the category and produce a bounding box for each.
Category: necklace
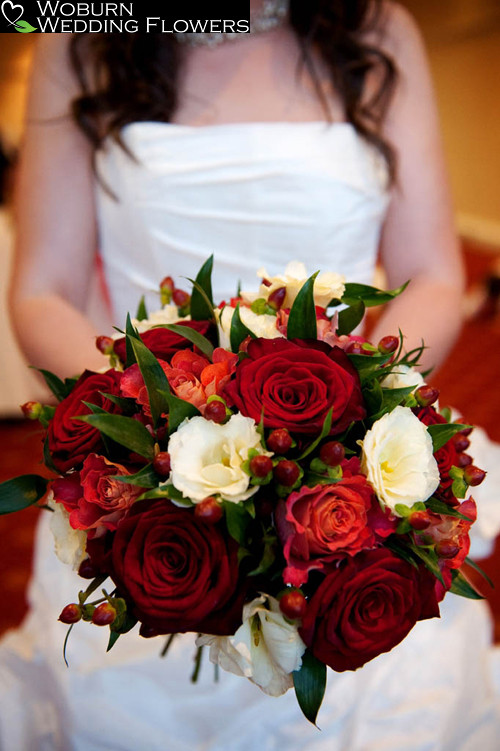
[175,0,290,48]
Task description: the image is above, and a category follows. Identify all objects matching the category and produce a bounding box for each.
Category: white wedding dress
[1,121,499,751]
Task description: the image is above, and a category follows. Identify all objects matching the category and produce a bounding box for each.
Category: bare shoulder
[365,2,427,67]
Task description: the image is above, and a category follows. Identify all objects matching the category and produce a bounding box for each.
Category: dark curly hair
[70,0,397,177]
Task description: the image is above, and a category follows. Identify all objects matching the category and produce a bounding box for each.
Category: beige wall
[0,35,34,148]
[403,0,500,244]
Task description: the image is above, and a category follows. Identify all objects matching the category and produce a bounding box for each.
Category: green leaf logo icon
[14,18,37,32]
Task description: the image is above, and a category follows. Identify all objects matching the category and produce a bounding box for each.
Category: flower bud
[464,465,486,487]
[274,460,300,487]
[205,400,227,424]
[95,335,114,355]
[435,540,460,559]
[59,603,82,624]
[194,496,223,524]
[20,401,42,420]
[457,453,473,468]
[249,455,273,478]
[153,451,172,479]
[172,289,190,308]
[415,385,440,407]
[160,276,175,305]
[267,286,286,311]
[267,429,293,454]
[319,441,345,467]
[378,335,399,355]
[452,434,470,453]
[78,558,99,580]
[92,602,117,627]
[279,589,307,620]
[409,510,431,530]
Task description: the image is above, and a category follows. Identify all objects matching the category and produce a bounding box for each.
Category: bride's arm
[369,3,465,372]
[9,35,107,377]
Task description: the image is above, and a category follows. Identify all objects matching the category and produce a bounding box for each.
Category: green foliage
[0,475,49,515]
[287,272,319,340]
[293,650,327,727]
[74,414,155,460]
[189,256,214,321]
[230,303,256,353]
[162,324,214,359]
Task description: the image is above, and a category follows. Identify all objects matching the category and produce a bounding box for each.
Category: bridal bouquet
[0,258,488,723]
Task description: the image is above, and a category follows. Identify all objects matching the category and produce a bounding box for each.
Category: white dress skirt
[0,121,499,750]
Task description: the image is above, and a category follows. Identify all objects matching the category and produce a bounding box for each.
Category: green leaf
[230,303,256,353]
[427,423,472,452]
[15,19,37,32]
[341,280,409,308]
[0,475,49,515]
[425,497,473,521]
[223,501,251,545]
[408,541,444,585]
[449,569,484,599]
[297,408,333,460]
[125,314,139,368]
[157,389,201,434]
[34,368,73,401]
[43,434,58,474]
[99,392,138,415]
[128,334,170,426]
[189,256,214,320]
[111,463,159,488]
[337,300,365,336]
[346,352,390,381]
[287,272,319,340]
[370,385,416,421]
[135,295,148,321]
[293,650,327,727]
[107,631,121,652]
[247,537,276,577]
[162,324,214,359]
[464,557,494,589]
[74,414,155,460]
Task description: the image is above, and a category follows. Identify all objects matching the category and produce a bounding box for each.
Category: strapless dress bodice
[95,121,390,321]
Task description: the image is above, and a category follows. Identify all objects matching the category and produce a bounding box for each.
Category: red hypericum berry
[172,289,190,307]
[249,455,273,478]
[267,286,287,311]
[274,460,300,487]
[378,335,399,354]
[409,510,431,530]
[267,429,293,454]
[59,603,82,624]
[435,540,460,559]
[95,335,114,355]
[92,602,117,627]
[160,276,175,293]
[78,558,99,580]
[194,496,223,524]
[319,441,345,467]
[139,622,161,639]
[415,385,440,407]
[452,434,470,453]
[204,400,227,424]
[457,453,473,468]
[261,278,272,288]
[279,590,307,620]
[20,401,42,420]
[153,451,172,478]
[460,426,473,437]
[344,341,365,355]
[464,465,486,487]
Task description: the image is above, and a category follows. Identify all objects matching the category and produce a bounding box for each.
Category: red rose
[53,454,144,537]
[113,321,213,363]
[300,548,440,671]
[110,498,243,635]
[224,339,365,435]
[47,370,123,472]
[277,475,377,587]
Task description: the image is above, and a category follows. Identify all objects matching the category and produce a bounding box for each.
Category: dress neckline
[119,119,356,137]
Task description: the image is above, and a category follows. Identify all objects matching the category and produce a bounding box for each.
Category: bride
[3,2,499,749]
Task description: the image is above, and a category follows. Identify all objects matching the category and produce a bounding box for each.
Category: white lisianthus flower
[242,261,345,309]
[381,364,425,392]
[131,305,189,334]
[360,406,440,515]
[48,492,87,570]
[197,594,306,697]
[168,414,270,503]
[216,305,284,349]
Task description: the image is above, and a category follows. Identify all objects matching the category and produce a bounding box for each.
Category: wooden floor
[1,243,500,641]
